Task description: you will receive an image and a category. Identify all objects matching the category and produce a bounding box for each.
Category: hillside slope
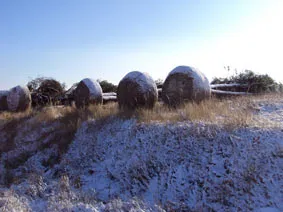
[0,96,283,211]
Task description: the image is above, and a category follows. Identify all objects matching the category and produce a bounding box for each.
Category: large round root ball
[162,66,211,107]
[0,91,9,111]
[74,78,103,108]
[117,71,158,110]
[7,86,31,112]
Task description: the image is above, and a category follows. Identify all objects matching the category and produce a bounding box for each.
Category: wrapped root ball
[162,66,211,107]
[74,78,103,108]
[7,86,31,112]
[117,71,158,110]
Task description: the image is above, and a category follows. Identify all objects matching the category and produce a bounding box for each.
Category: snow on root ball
[117,71,158,110]
[74,78,103,108]
[162,66,211,107]
[7,86,31,112]
[0,90,9,111]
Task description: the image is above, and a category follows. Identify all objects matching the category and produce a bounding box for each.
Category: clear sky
[1,0,283,90]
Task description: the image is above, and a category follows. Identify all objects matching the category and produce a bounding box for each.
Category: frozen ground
[0,96,282,211]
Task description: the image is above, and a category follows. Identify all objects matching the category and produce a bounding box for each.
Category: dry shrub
[88,102,118,119]
[34,106,75,123]
[0,109,32,125]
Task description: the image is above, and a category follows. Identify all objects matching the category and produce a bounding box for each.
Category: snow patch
[60,118,283,211]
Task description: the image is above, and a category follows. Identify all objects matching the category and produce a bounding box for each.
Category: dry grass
[0,103,119,128]
[0,103,119,180]
[135,96,254,130]
[1,93,279,139]
[0,96,257,135]
[0,109,32,128]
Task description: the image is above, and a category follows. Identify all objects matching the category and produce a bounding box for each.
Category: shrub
[211,70,279,93]
[27,77,66,106]
[98,80,117,93]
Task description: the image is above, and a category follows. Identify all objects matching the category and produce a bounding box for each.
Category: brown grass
[135,96,254,130]
[1,93,279,141]
[0,103,119,164]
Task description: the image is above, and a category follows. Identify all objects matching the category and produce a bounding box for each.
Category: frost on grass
[0,98,283,211]
[60,119,283,211]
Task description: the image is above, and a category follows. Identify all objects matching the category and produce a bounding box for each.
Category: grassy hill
[0,94,282,211]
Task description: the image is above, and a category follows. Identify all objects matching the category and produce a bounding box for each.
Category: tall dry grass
[0,103,119,157]
[135,96,254,129]
[2,93,278,137]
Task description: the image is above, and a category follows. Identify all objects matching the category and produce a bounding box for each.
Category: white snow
[102,96,117,101]
[60,118,282,211]
[252,98,283,129]
[82,78,102,98]
[256,207,281,212]
[102,92,117,96]
[211,89,251,95]
[121,71,157,93]
[210,83,249,88]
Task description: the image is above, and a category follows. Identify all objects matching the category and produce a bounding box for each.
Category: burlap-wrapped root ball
[74,78,103,108]
[162,66,211,107]
[7,86,31,112]
[117,71,158,110]
[0,91,9,111]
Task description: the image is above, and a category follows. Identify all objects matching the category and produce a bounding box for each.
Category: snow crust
[82,78,102,98]
[102,92,117,97]
[121,71,157,93]
[211,89,251,95]
[61,119,283,211]
[210,83,248,88]
[102,96,117,101]
[1,97,283,211]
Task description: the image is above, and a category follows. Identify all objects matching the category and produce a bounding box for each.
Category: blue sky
[1,0,282,89]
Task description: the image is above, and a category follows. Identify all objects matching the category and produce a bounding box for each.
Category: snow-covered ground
[0,96,283,211]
